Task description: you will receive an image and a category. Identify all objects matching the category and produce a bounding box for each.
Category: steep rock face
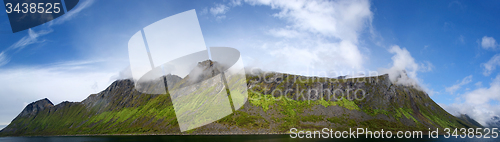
[457,114,483,128]
[82,79,145,112]
[17,98,54,118]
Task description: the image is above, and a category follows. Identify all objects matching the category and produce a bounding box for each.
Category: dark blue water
[0,135,498,142]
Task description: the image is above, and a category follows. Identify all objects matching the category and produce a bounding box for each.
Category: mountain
[457,114,483,128]
[487,116,500,128]
[0,60,480,136]
[17,98,54,118]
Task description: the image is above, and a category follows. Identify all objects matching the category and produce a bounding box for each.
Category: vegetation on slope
[0,71,480,136]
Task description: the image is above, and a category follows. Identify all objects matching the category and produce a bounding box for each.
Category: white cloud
[109,66,133,82]
[442,74,500,126]
[215,15,227,21]
[240,0,372,75]
[210,4,229,16]
[268,28,302,38]
[482,54,500,76]
[380,46,430,85]
[258,34,365,76]
[464,75,500,105]
[230,0,243,6]
[481,36,497,50]
[441,103,500,127]
[268,42,320,68]
[0,59,122,125]
[247,0,372,43]
[210,4,229,15]
[378,45,435,95]
[210,3,230,20]
[475,81,483,88]
[206,0,244,20]
[445,75,473,94]
[421,61,434,72]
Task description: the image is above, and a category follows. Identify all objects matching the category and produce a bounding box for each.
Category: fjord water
[1,135,499,142]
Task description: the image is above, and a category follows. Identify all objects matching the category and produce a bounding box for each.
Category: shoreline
[0,133,288,137]
[1,133,481,137]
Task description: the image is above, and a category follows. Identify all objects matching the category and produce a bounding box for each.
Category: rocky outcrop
[17,98,54,118]
[81,79,150,112]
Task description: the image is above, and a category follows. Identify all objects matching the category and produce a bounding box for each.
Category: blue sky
[1,0,500,127]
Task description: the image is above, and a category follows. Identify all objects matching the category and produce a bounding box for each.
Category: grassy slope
[0,74,477,136]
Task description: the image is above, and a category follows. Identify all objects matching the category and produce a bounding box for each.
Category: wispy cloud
[448,1,466,10]
[0,51,9,67]
[229,0,243,6]
[8,29,52,51]
[475,81,482,87]
[0,29,51,67]
[210,3,230,21]
[49,0,95,26]
[445,75,473,94]
[0,0,95,67]
[459,35,465,44]
[199,8,208,15]
[482,54,500,76]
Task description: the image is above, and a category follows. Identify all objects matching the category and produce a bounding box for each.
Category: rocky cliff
[0,61,481,136]
[17,98,54,118]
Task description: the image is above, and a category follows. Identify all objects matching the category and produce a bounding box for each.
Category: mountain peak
[487,115,500,128]
[457,114,483,128]
[17,98,54,118]
[184,60,223,84]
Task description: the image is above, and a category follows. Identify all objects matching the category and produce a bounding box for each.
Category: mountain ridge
[0,64,482,136]
[457,114,483,128]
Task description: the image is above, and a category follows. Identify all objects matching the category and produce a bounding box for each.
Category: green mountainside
[0,61,480,136]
